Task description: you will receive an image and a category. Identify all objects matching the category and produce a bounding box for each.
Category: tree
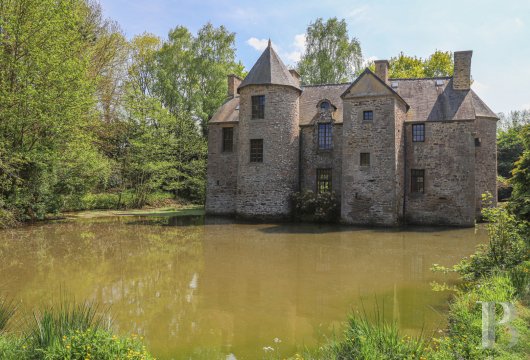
[497,110,530,179]
[0,0,110,219]
[155,23,244,135]
[297,18,362,85]
[510,124,530,221]
[369,50,453,79]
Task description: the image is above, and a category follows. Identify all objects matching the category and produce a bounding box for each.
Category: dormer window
[320,101,331,110]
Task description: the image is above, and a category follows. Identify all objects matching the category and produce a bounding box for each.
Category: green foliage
[0,2,232,224]
[0,0,111,221]
[428,274,529,360]
[155,23,245,135]
[0,300,154,360]
[292,190,339,222]
[63,191,175,211]
[434,195,528,285]
[497,113,528,179]
[510,124,530,221]
[298,18,362,85]
[26,300,110,351]
[369,50,453,79]
[298,311,427,360]
[0,298,16,333]
[38,329,154,360]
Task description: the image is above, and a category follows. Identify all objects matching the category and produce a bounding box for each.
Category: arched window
[320,101,331,110]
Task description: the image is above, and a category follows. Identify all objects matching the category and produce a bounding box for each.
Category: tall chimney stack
[453,51,472,90]
[227,74,242,98]
[374,60,389,84]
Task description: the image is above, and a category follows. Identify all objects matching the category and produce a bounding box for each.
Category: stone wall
[236,85,300,217]
[341,96,400,225]
[394,101,407,222]
[474,117,498,215]
[300,110,342,200]
[205,123,239,214]
[404,120,476,226]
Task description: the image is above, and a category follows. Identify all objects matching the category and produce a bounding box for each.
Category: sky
[99,0,530,114]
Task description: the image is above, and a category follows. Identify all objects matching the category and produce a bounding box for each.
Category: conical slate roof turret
[238,39,301,93]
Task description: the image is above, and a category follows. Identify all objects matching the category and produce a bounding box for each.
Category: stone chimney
[289,69,301,87]
[374,60,389,84]
[453,51,472,90]
[227,74,242,98]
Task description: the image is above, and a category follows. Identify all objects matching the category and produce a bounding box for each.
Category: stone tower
[340,64,408,226]
[236,41,301,218]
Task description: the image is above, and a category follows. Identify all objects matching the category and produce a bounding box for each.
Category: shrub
[39,328,154,360]
[448,194,529,285]
[0,299,155,360]
[429,273,530,360]
[292,190,339,223]
[26,300,111,352]
[300,311,427,360]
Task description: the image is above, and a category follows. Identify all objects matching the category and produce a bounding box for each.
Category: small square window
[412,124,425,142]
[411,169,425,193]
[222,127,233,152]
[251,95,265,119]
[475,137,481,147]
[250,139,263,162]
[318,123,332,150]
[316,168,332,193]
[363,110,373,121]
[360,152,370,166]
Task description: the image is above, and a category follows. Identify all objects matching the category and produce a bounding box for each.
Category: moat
[0,213,486,359]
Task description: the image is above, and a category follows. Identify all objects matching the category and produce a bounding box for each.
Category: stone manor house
[205,41,498,226]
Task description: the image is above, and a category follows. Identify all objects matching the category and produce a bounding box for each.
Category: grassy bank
[290,202,529,360]
[0,191,201,228]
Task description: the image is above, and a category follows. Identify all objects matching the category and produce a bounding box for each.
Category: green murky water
[0,214,486,359]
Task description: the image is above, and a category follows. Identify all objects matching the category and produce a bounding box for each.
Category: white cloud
[363,55,378,67]
[284,33,306,63]
[246,34,306,65]
[246,37,270,52]
[346,5,370,22]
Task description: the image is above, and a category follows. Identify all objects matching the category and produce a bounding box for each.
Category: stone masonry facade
[206,44,498,226]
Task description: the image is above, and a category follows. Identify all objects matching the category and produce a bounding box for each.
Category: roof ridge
[301,82,351,88]
[389,76,452,81]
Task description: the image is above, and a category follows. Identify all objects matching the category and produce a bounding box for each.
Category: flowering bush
[291,190,339,222]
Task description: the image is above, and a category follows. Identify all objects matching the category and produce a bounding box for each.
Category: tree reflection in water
[0,216,487,359]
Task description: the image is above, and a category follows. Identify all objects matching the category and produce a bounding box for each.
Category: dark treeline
[0,0,245,226]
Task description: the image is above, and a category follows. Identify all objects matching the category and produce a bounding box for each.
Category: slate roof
[210,46,497,125]
[209,96,240,124]
[238,40,301,93]
[299,84,349,125]
[390,77,498,121]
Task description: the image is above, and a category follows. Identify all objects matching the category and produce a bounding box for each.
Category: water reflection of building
[198,222,482,358]
[0,218,486,359]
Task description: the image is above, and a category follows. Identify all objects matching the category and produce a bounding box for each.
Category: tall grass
[26,300,111,350]
[301,309,427,360]
[0,297,16,332]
